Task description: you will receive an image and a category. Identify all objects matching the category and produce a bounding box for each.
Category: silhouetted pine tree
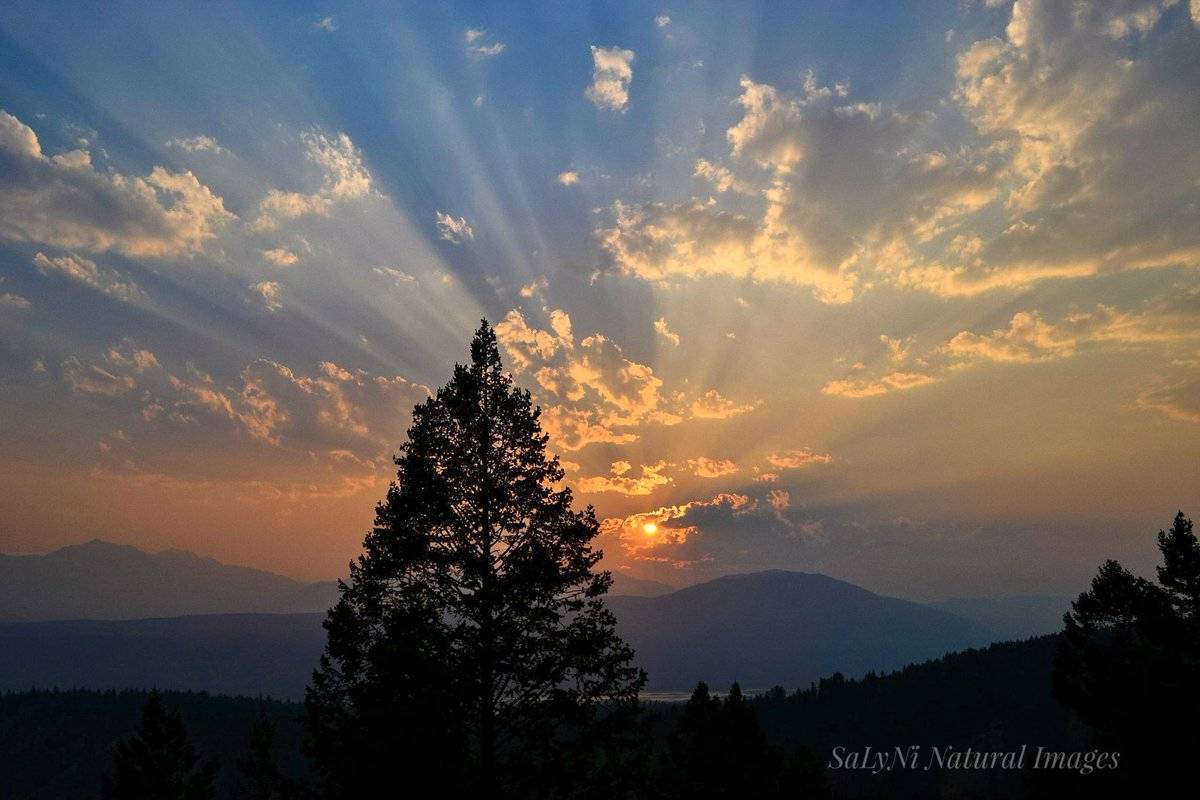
[304,321,645,799]
[232,708,285,800]
[103,691,217,800]
[662,682,827,799]
[664,681,724,796]
[1055,511,1200,789]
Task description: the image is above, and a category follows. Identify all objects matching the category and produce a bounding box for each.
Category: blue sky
[1,1,1198,599]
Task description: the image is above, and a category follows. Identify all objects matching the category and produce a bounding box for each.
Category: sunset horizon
[4,0,1198,602]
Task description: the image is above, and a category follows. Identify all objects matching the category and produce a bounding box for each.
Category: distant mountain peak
[51,539,144,558]
[607,569,995,690]
[676,569,870,597]
[0,539,339,622]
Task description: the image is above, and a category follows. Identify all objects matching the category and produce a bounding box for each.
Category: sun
[642,522,658,536]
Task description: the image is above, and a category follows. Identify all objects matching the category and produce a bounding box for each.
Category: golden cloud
[599,492,751,553]
[687,457,739,478]
[1,110,233,257]
[767,449,833,469]
[690,389,756,419]
[575,460,671,496]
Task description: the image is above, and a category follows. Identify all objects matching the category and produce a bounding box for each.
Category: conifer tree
[304,321,645,798]
[232,708,284,800]
[1055,511,1200,789]
[662,682,828,799]
[103,691,217,800]
[665,681,724,790]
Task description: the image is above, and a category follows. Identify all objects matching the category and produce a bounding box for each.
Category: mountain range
[0,540,339,621]
[0,540,682,621]
[927,595,1072,640]
[607,571,995,690]
[0,541,1069,695]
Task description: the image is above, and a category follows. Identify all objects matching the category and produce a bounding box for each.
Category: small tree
[103,691,217,800]
[1055,511,1200,781]
[304,321,645,798]
[662,682,826,800]
[232,708,284,800]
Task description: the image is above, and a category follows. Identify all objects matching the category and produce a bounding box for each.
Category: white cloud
[586,46,635,111]
[105,342,160,374]
[496,308,684,432]
[945,0,1200,287]
[261,248,298,267]
[768,449,833,469]
[166,135,226,155]
[823,300,1200,398]
[723,76,995,294]
[494,307,572,371]
[945,305,1200,364]
[312,16,336,32]
[0,109,234,258]
[821,372,937,398]
[655,15,671,28]
[157,357,431,456]
[251,281,282,312]
[252,131,371,231]
[373,266,416,286]
[601,6,1200,304]
[519,276,548,297]
[435,211,474,244]
[577,460,671,495]
[688,457,739,478]
[557,170,580,186]
[304,132,371,200]
[653,317,680,346]
[881,334,912,364]
[33,251,144,303]
[690,388,755,419]
[252,191,331,232]
[465,28,505,58]
[62,357,137,396]
[1,292,31,308]
[1136,377,1200,425]
[693,159,749,194]
[472,43,505,57]
[540,405,639,451]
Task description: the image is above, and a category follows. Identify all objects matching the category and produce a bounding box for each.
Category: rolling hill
[607,570,995,690]
[0,561,998,696]
[0,540,673,622]
[0,540,338,621]
[926,595,1072,641]
[0,613,326,699]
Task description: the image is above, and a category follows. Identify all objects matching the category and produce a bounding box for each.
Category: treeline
[0,685,832,799]
[0,634,1115,799]
[0,690,305,798]
[751,635,1080,750]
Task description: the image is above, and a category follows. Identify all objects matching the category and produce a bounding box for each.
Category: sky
[0,0,1197,601]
